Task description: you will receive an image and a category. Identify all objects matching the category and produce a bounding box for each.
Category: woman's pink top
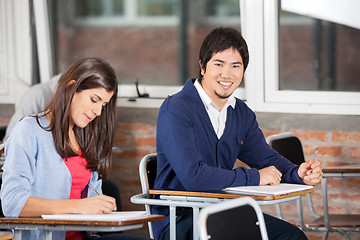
[63,154,92,240]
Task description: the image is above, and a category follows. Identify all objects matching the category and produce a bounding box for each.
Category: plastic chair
[266,132,320,220]
[198,197,269,240]
[0,125,6,142]
[266,133,360,239]
[133,153,211,240]
[137,153,157,239]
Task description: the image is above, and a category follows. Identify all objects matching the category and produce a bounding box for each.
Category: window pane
[52,0,241,86]
[279,8,360,91]
[206,0,240,17]
[0,18,3,92]
[138,0,177,17]
[75,0,124,17]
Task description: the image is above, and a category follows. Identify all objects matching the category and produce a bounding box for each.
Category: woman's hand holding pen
[77,195,117,214]
[19,195,117,217]
[67,184,116,214]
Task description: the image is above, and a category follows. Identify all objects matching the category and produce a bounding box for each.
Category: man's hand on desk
[259,166,282,186]
[298,160,323,185]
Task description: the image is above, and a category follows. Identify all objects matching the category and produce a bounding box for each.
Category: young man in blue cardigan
[153,27,323,240]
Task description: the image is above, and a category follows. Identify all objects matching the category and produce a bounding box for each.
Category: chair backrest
[266,132,305,165]
[198,197,268,240]
[139,153,157,195]
[138,153,157,239]
[0,125,6,142]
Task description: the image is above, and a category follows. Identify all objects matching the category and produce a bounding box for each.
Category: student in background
[0,74,59,154]
[1,57,149,240]
[2,74,60,143]
[154,27,323,240]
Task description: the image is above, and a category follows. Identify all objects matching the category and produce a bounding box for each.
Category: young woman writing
[1,57,149,240]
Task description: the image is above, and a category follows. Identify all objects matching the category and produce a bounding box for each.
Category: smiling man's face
[199,48,244,110]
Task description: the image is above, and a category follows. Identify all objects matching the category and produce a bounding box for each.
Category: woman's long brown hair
[38,57,118,179]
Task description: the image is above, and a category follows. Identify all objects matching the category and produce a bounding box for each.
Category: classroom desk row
[132,164,360,240]
[0,215,164,240]
[132,186,313,240]
[0,164,358,240]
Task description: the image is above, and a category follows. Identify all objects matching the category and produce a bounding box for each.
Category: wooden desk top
[323,164,360,173]
[0,231,13,240]
[149,188,313,201]
[0,214,164,226]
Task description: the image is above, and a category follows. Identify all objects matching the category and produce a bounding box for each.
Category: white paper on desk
[42,211,147,221]
[224,183,313,196]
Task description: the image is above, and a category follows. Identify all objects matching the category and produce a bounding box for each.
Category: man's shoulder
[161,93,201,119]
[234,97,253,112]
[159,94,188,117]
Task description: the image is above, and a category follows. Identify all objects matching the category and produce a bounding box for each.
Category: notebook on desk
[223,183,313,196]
[42,211,147,221]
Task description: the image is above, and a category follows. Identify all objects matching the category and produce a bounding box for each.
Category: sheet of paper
[42,211,147,221]
[224,183,313,196]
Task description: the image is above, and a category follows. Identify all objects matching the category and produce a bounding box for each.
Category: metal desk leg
[192,207,200,240]
[45,230,53,240]
[337,230,351,240]
[170,205,176,240]
[296,196,305,230]
[322,178,330,231]
[321,178,351,240]
[13,230,22,240]
[322,231,329,240]
[276,204,283,219]
[306,193,320,218]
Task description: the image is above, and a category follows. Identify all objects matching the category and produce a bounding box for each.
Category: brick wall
[110,109,360,239]
[110,121,157,236]
[262,129,360,240]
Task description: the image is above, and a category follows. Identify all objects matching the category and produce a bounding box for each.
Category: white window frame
[5,0,359,115]
[34,0,54,83]
[116,84,246,108]
[74,0,179,27]
[0,1,6,95]
[0,0,32,104]
[242,0,360,115]
[73,0,242,28]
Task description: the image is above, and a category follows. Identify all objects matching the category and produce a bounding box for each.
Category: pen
[88,184,117,212]
[313,147,318,162]
[88,184,101,195]
[311,147,318,174]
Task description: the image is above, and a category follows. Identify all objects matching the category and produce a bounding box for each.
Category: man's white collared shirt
[194,79,236,139]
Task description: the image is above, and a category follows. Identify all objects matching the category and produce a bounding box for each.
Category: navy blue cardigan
[153,79,304,238]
